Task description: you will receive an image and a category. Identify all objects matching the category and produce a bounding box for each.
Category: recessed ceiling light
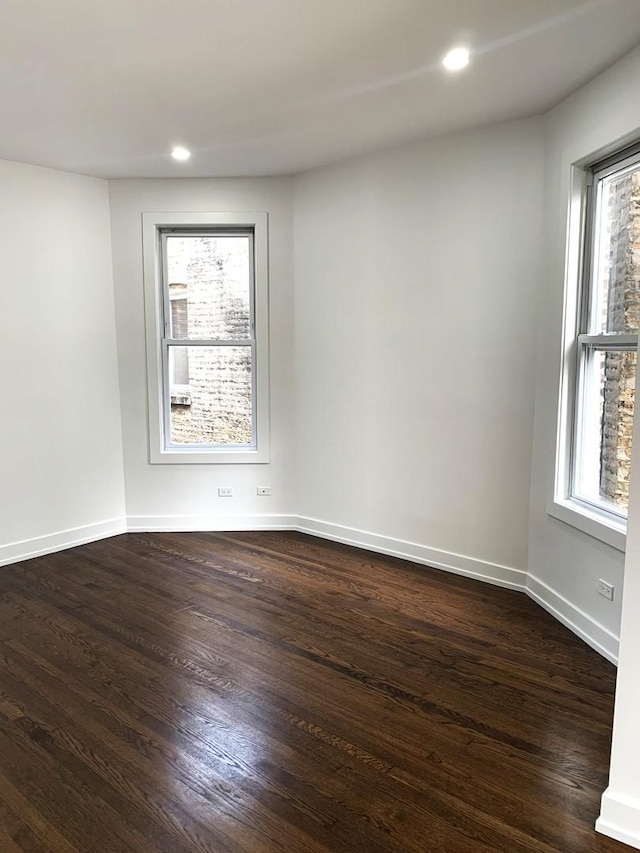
[442,47,470,72]
[171,146,191,161]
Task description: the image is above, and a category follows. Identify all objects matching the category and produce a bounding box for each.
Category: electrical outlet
[598,579,614,601]
[257,486,271,496]
[217,487,233,498]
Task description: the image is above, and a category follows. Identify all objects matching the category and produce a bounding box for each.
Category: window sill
[547,496,626,552]
[150,445,269,465]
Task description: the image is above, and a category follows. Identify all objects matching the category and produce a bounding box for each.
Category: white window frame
[551,146,640,551]
[142,211,270,464]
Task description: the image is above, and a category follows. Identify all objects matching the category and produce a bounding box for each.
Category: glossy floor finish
[0,531,627,852]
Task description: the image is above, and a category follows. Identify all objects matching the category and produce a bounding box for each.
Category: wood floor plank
[0,789,57,852]
[0,531,628,851]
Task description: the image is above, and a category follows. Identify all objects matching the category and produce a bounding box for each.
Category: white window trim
[549,159,637,553]
[142,211,270,464]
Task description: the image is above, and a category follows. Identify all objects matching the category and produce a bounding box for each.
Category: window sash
[161,340,257,451]
[572,339,636,519]
[160,229,255,343]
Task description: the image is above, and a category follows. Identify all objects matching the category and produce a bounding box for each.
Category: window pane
[576,348,636,513]
[593,166,640,333]
[171,344,189,388]
[166,235,251,339]
[168,346,253,446]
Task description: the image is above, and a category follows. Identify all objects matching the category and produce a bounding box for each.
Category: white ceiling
[2,0,640,178]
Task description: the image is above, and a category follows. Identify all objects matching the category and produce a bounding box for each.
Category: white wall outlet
[257,486,271,496]
[598,579,614,601]
[217,487,233,497]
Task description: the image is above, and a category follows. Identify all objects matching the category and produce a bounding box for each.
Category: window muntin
[572,150,640,519]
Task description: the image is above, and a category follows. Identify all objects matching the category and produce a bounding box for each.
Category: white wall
[0,159,125,564]
[527,45,640,663]
[108,179,295,527]
[292,119,544,584]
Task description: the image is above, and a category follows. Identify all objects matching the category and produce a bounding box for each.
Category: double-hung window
[143,212,269,464]
[559,145,640,543]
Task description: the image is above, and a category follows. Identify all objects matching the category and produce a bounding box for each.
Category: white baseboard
[526,574,619,664]
[295,516,527,591]
[126,514,297,532]
[597,789,640,849]
[0,517,128,568]
[0,513,526,589]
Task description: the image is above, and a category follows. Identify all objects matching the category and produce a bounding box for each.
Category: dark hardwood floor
[0,531,628,852]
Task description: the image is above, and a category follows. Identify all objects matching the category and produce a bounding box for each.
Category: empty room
[2,1,640,850]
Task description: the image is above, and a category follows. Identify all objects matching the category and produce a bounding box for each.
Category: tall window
[571,147,639,523]
[143,212,269,464]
